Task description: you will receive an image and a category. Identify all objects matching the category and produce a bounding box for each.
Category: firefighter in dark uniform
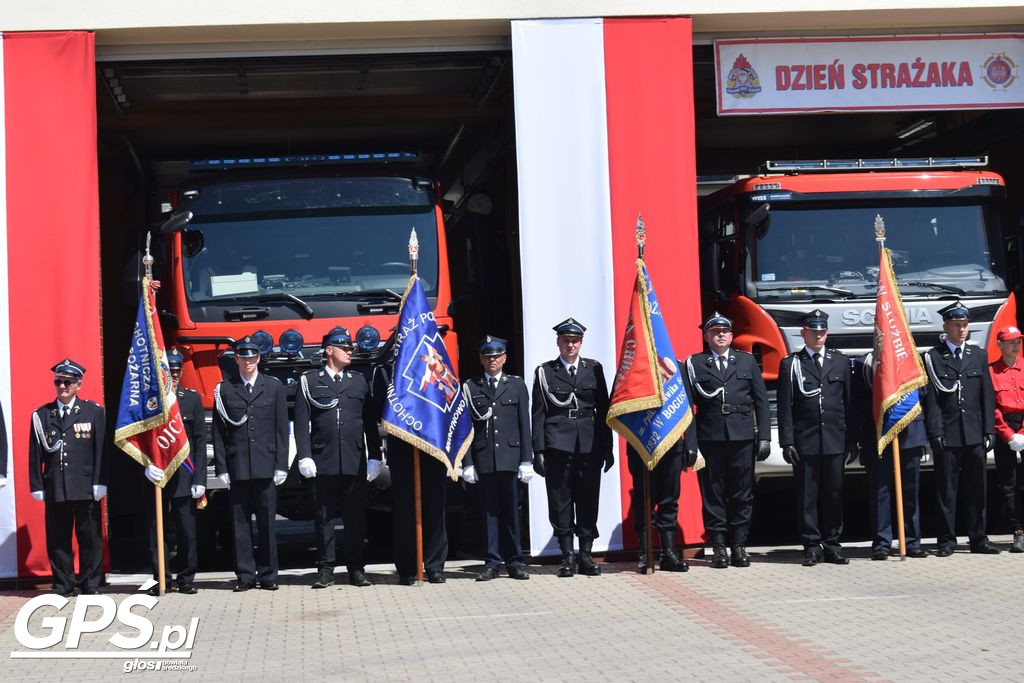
[922,301,1000,555]
[146,349,207,594]
[28,359,106,596]
[462,335,533,581]
[626,365,699,573]
[372,362,451,586]
[295,327,382,589]
[991,325,1024,553]
[778,310,856,566]
[852,352,929,560]
[532,318,612,577]
[683,313,770,569]
[213,336,290,591]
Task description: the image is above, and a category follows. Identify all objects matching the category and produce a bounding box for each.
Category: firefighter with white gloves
[294,327,383,589]
[463,335,533,582]
[990,325,1024,553]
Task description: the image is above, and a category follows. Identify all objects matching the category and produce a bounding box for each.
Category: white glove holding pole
[145,464,165,484]
[219,473,231,488]
[462,465,479,485]
[191,485,205,499]
[1009,434,1024,452]
[31,490,44,502]
[298,458,317,479]
[273,469,288,486]
[92,484,107,501]
[367,459,382,482]
[518,463,535,484]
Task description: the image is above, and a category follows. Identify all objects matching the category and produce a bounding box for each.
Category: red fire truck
[156,154,458,513]
[699,156,1018,472]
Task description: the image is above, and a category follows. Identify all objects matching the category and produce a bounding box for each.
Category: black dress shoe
[557,553,576,578]
[577,552,602,576]
[730,546,750,568]
[80,588,101,595]
[258,581,279,591]
[178,584,198,595]
[823,551,849,565]
[397,575,418,586]
[146,585,162,596]
[935,545,955,557]
[870,549,889,561]
[233,581,256,592]
[54,588,75,598]
[476,567,499,582]
[970,541,1001,555]
[802,551,821,567]
[311,567,333,589]
[710,545,729,569]
[906,548,928,558]
[508,565,530,580]
[426,571,446,584]
[661,548,689,572]
[348,570,372,587]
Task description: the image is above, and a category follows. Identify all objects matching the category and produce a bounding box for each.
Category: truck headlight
[356,325,381,352]
[279,328,304,356]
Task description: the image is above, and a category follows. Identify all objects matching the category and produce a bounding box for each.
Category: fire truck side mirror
[161,210,194,235]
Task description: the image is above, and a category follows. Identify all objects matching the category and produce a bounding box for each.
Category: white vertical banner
[513,18,622,557]
[0,35,18,578]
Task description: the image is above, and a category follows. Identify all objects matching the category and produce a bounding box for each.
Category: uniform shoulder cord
[214,383,248,427]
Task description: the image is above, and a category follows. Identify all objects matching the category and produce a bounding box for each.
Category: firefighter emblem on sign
[725,53,762,98]
[982,53,1017,91]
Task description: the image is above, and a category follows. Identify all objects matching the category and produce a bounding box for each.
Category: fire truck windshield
[752,202,1006,300]
[178,176,439,308]
[181,210,438,304]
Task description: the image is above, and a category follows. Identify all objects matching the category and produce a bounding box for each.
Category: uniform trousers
[697,439,754,545]
[544,448,602,542]
[795,452,845,553]
[46,499,103,593]
[313,474,367,572]
[934,444,987,548]
[229,478,278,583]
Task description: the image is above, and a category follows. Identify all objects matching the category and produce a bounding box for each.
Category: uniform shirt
[559,358,578,375]
[990,358,1024,442]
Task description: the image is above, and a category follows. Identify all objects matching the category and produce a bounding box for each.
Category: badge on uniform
[74,422,92,439]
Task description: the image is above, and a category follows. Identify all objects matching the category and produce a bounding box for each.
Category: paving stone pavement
[1,538,1022,681]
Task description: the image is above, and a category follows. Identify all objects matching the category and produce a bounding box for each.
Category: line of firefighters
[17,302,1024,595]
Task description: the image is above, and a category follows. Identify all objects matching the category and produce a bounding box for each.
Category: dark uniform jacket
[531,358,611,456]
[464,373,531,474]
[778,348,854,456]
[851,354,926,451]
[213,373,288,481]
[683,350,770,442]
[294,367,383,476]
[922,342,994,447]
[166,387,207,499]
[28,398,106,503]
[0,403,7,479]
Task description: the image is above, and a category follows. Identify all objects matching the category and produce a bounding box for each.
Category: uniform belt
[554,407,595,419]
[720,403,752,414]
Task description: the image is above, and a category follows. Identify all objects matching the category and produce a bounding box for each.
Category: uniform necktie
[61,406,69,420]
[813,352,821,369]
[489,377,498,392]
[569,366,576,380]
[955,347,962,361]
[246,383,252,395]
[717,356,725,373]
[334,373,341,384]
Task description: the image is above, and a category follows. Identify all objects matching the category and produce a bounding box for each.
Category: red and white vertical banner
[1,32,103,578]
[514,17,703,556]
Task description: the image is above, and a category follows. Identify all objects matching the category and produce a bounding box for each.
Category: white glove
[31,490,44,502]
[298,458,317,479]
[219,473,231,488]
[145,464,165,484]
[367,459,382,482]
[518,463,535,484]
[1009,434,1024,452]
[920,448,932,465]
[0,476,6,488]
[462,465,479,484]
[273,469,287,486]
[191,485,206,499]
[92,484,107,501]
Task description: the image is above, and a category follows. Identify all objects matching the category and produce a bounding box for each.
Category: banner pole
[154,485,166,595]
[413,447,425,586]
[892,441,907,561]
[644,466,654,574]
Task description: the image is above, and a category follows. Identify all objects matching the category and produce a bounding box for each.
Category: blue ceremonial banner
[114,277,190,485]
[607,261,693,470]
[381,276,472,479]
[882,388,921,438]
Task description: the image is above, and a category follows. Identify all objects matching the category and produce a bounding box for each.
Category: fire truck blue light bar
[189,152,421,171]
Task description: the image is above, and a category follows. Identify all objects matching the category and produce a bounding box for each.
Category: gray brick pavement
[1,538,1022,681]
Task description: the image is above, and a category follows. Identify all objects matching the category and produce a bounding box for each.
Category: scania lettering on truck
[699,157,1017,473]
